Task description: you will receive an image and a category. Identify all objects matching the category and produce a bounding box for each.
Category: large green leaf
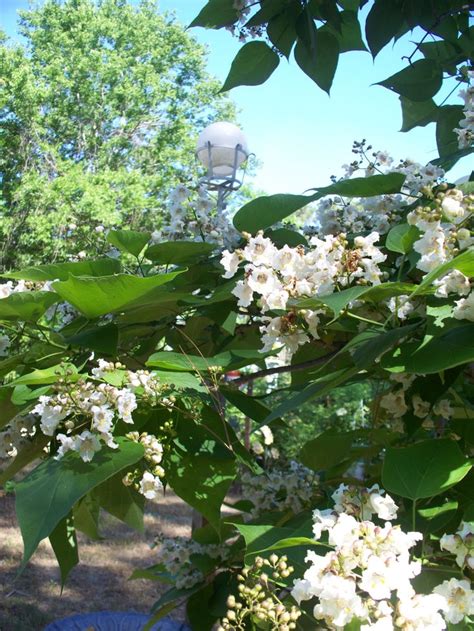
[294,29,339,94]
[52,271,183,319]
[166,421,236,530]
[15,438,144,568]
[106,230,150,258]
[66,323,118,355]
[233,173,406,233]
[267,3,300,57]
[365,0,405,57]
[0,291,59,322]
[385,224,420,254]
[351,323,419,369]
[2,258,121,281]
[95,473,145,531]
[436,104,464,157]
[221,41,280,92]
[300,430,354,471]
[144,241,216,266]
[189,0,236,28]
[9,363,78,386]
[394,324,474,374]
[382,439,471,500]
[329,10,366,52]
[147,349,263,372]
[49,513,78,587]
[377,59,443,102]
[399,96,438,132]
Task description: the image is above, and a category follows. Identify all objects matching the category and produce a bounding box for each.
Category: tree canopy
[0,0,235,269]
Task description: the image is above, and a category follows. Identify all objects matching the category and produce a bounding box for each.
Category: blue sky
[1,0,469,193]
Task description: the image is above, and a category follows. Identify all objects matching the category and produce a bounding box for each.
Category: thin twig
[229,348,341,386]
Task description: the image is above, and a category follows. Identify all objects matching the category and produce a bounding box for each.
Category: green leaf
[144,241,216,266]
[245,0,289,26]
[329,10,367,52]
[15,438,144,569]
[9,363,78,386]
[66,323,118,355]
[267,4,300,58]
[436,105,464,158]
[265,228,308,247]
[106,230,150,258]
[300,430,354,471]
[95,473,145,531]
[265,367,359,423]
[382,439,471,500]
[413,247,474,296]
[221,41,280,92]
[221,387,271,423]
[187,584,218,631]
[147,349,263,372]
[52,271,183,319]
[49,513,78,587]
[166,421,236,530]
[0,291,59,322]
[233,173,406,233]
[294,29,339,93]
[153,370,206,392]
[400,96,438,132]
[230,520,316,561]
[351,323,419,369]
[400,324,474,374]
[2,258,121,281]
[386,224,420,254]
[377,59,443,102]
[189,0,236,28]
[73,494,101,540]
[365,0,404,57]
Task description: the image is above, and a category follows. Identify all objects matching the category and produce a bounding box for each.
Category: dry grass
[0,488,193,630]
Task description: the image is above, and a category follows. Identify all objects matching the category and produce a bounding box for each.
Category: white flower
[453,291,474,322]
[55,433,76,460]
[397,593,446,630]
[75,430,101,462]
[242,233,277,266]
[441,193,465,221]
[0,334,10,357]
[251,440,264,455]
[433,399,453,419]
[387,295,413,320]
[412,394,430,418]
[434,270,471,298]
[116,389,137,423]
[139,471,163,499]
[232,280,253,307]
[380,390,408,418]
[246,265,280,296]
[368,488,398,521]
[433,578,474,624]
[259,425,273,446]
[91,404,114,433]
[220,250,240,279]
[33,397,68,436]
[440,522,474,568]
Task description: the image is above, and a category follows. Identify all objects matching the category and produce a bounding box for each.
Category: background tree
[0,0,236,269]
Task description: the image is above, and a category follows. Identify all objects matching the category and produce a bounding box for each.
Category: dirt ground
[0,488,193,631]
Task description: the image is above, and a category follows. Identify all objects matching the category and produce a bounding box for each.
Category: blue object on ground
[43,611,191,631]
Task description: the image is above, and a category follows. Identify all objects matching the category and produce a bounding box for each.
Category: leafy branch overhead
[192,0,474,167]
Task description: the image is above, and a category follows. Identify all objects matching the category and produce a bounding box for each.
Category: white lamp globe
[196,122,249,177]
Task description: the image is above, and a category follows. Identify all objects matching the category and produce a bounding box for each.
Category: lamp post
[196,121,250,212]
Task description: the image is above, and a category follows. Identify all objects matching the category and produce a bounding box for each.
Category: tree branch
[229,348,341,386]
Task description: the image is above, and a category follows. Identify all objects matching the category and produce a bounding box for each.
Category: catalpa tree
[0,1,473,629]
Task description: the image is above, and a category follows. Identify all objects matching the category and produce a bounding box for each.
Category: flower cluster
[219,555,301,631]
[221,231,387,356]
[250,424,279,459]
[440,521,474,569]
[153,535,231,589]
[454,70,474,149]
[241,461,319,518]
[150,184,239,247]
[292,484,474,629]
[0,415,36,459]
[123,431,165,499]
[306,142,445,238]
[29,362,168,463]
